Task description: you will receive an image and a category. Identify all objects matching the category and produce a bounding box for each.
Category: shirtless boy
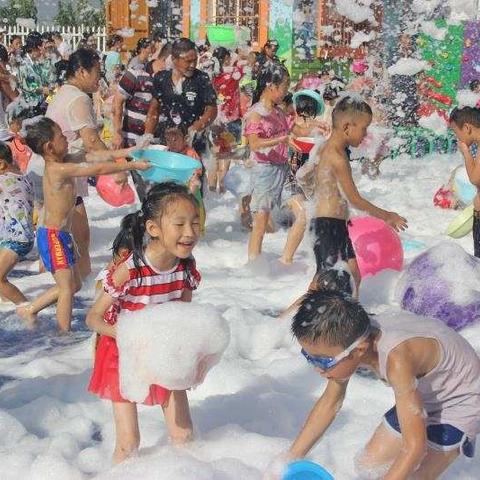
[450,106,480,258]
[17,118,149,331]
[297,95,407,292]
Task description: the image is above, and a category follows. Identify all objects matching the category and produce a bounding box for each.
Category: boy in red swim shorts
[16,118,149,331]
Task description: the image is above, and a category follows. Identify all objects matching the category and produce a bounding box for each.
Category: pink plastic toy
[351,59,368,74]
[348,216,403,277]
[96,174,136,207]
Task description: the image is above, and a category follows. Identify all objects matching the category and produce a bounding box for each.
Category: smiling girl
[86,182,202,464]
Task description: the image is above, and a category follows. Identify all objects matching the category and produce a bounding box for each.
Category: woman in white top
[47,48,128,279]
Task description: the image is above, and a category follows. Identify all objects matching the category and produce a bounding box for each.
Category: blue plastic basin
[131,149,202,184]
[283,460,334,480]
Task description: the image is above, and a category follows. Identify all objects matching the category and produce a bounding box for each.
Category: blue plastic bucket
[283,460,334,480]
[131,150,202,184]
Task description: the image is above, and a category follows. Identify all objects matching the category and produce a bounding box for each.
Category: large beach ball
[348,216,404,278]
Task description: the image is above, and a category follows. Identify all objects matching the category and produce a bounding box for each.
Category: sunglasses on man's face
[301,328,370,371]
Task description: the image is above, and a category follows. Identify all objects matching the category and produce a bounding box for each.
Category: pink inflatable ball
[96,174,136,207]
[348,216,404,278]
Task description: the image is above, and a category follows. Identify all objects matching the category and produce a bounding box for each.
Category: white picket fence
[3,25,108,52]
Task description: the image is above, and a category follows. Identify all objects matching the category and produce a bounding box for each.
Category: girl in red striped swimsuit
[86,182,201,464]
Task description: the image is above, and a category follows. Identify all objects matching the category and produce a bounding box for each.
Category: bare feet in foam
[16,303,37,329]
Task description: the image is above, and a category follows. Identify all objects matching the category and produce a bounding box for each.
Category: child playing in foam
[280,90,327,265]
[296,95,407,293]
[86,182,202,464]
[450,106,480,258]
[244,63,292,261]
[0,142,34,307]
[16,118,149,331]
[164,126,205,234]
[282,287,480,479]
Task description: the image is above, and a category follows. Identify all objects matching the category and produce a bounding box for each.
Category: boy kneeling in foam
[286,284,480,479]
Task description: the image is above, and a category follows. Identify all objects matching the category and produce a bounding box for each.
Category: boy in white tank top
[283,282,480,479]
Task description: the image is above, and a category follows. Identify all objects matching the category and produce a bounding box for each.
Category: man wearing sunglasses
[280,288,480,479]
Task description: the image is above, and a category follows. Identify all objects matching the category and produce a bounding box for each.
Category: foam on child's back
[116,302,230,402]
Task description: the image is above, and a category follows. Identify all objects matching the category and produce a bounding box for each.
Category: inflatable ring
[293,89,325,116]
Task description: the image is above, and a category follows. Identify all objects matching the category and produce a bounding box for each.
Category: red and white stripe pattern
[103,254,200,324]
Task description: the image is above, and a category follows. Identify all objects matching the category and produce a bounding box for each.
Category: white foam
[116,302,230,401]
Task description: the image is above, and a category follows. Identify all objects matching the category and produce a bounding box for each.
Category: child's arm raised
[86,263,130,338]
[458,141,480,186]
[333,153,408,231]
[382,349,428,479]
[52,158,150,179]
[84,146,137,163]
[288,379,348,459]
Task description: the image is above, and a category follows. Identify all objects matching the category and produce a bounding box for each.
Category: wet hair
[55,59,69,85]
[107,34,123,50]
[24,117,57,155]
[331,95,372,129]
[313,269,353,296]
[283,92,293,107]
[470,79,480,92]
[129,182,199,275]
[111,213,136,259]
[450,106,480,128]
[41,31,54,43]
[0,141,13,165]
[0,44,8,64]
[323,77,346,102]
[10,34,21,45]
[252,63,290,104]
[263,39,279,53]
[291,290,370,347]
[158,42,172,60]
[165,125,187,138]
[66,48,100,79]
[212,46,231,72]
[295,93,319,118]
[24,35,42,53]
[171,38,196,59]
[135,37,152,54]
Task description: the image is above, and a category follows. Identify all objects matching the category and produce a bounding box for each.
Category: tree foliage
[54,0,105,27]
[0,0,37,26]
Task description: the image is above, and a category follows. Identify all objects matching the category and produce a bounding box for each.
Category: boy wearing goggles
[286,289,480,479]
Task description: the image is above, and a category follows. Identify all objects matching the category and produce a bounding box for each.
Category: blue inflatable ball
[397,242,480,330]
[283,460,334,480]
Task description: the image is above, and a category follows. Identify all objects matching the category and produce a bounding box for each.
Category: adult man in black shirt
[144,38,217,154]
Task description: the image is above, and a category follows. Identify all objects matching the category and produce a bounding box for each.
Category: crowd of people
[0,29,479,479]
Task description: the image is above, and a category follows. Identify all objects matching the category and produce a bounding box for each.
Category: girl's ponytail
[130,209,147,274]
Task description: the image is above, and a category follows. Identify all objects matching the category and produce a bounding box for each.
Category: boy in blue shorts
[281,287,480,479]
[16,118,149,331]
